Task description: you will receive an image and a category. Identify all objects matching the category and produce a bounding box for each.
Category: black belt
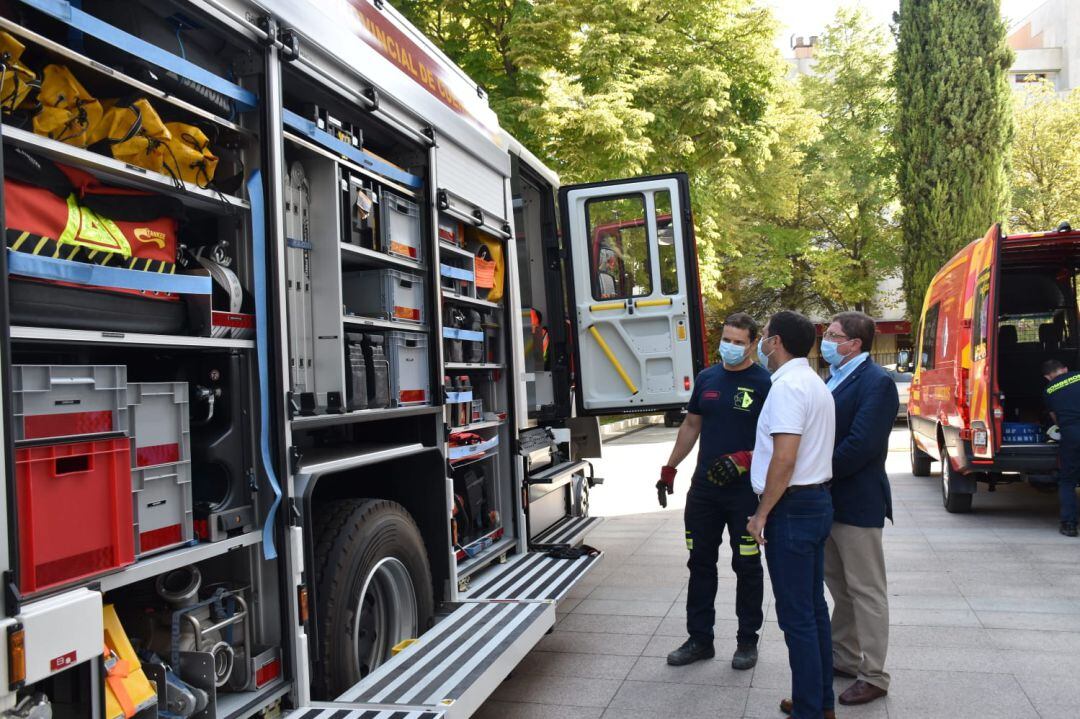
[784,481,831,496]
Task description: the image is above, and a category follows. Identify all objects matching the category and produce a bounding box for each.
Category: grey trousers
[824,522,891,691]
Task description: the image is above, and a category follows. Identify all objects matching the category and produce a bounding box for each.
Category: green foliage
[1009,80,1080,233]
[894,0,1014,322]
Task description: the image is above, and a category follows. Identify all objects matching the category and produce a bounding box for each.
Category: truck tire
[910,429,932,477]
[942,460,974,513]
[312,499,434,699]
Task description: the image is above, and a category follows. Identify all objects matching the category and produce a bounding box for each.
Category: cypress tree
[894,0,1013,320]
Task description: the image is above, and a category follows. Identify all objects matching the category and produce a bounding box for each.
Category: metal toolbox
[387,331,430,406]
[343,268,426,324]
[128,382,191,468]
[12,365,128,444]
[132,461,194,558]
[379,188,423,262]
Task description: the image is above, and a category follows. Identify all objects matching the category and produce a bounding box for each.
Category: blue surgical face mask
[718,341,747,366]
[821,338,853,368]
[757,336,774,372]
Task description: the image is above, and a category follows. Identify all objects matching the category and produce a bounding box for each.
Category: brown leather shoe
[833,666,857,679]
[838,679,887,705]
[779,698,836,718]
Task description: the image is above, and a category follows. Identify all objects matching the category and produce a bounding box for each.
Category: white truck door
[559,173,706,415]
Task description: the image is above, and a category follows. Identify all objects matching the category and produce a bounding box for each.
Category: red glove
[656,465,677,507]
[706,450,753,486]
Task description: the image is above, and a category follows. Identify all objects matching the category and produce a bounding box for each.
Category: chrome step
[532,515,603,546]
[290,706,445,719]
[461,550,602,601]
[334,600,554,718]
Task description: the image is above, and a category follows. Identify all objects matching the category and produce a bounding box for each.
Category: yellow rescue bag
[471,231,505,303]
[89,98,172,174]
[0,31,39,115]
[102,604,157,719]
[34,64,102,146]
[163,122,218,187]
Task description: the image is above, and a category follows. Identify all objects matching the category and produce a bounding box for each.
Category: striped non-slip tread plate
[290,707,444,719]
[531,515,603,546]
[334,600,554,717]
[460,549,602,601]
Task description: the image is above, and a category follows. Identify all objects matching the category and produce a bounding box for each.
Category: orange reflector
[684,376,691,391]
[9,625,25,688]
[297,586,309,625]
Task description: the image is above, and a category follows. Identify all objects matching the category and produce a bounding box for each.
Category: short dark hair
[832,311,876,352]
[1043,358,1067,375]
[768,310,815,358]
[724,312,759,341]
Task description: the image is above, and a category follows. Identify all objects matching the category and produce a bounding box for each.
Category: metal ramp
[532,515,603,546]
[460,550,602,601]
[309,600,554,719]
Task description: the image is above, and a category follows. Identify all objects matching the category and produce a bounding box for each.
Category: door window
[972,271,990,361]
[586,195,652,300]
[920,303,940,370]
[655,191,679,295]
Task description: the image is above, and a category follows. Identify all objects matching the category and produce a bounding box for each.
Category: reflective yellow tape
[588,325,638,395]
[635,298,673,308]
[589,301,626,312]
[11,232,29,252]
[740,535,759,556]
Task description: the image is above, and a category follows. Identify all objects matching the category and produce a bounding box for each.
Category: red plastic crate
[16,438,135,593]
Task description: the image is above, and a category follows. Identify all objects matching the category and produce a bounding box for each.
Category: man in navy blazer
[820,311,898,708]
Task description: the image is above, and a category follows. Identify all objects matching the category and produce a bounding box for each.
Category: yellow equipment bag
[89,98,172,174]
[0,31,39,115]
[102,604,157,719]
[471,231,505,303]
[34,64,102,147]
[163,122,218,187]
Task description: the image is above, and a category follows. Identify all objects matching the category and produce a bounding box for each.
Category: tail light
[683,376,691,391]
[973,428,989,453]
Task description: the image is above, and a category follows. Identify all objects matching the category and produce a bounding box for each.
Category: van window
[587,195,652,300]
[920,303,940,370]
[998,313,1055,345]
[654,191,679,295]
[972,272,990,362]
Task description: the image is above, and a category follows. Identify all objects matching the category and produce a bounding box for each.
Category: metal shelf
[2,127,248,215]
[10,326,255,350]
[438,241,474,260]
[456,536,517,578]
[291,404,439,430]
[216,679,291,719]
[340,242,425,272]
[342,315,428,332]
[97,531,261,592]
[445,362,503,370]
[0,16,248,136]
[286,131,420,200]
[440,289,499,310]
[450,420,503,432]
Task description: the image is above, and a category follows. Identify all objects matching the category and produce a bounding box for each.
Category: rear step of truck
[317,600,554,719]
[461,549,602,601]
[532,515,603,545]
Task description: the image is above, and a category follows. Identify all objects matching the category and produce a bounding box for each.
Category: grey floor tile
[743,687,887,718]
[513,650,637,681]
[572,598,674,617]
[473,701,604,719]
[625,654,754,687]
[587,584,682,602]
[537,629,649,656]
[556,613,662,635]
[882,669,1038,718]
[607,679,749,717]
[490,674,622,708]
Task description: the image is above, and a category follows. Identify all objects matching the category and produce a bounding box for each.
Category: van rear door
[967,223,1003,458]
[558,174,706,415]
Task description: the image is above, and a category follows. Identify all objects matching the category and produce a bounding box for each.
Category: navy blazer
[829,360,899,528]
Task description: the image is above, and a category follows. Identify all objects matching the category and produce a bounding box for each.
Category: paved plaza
[477,425,1080,718]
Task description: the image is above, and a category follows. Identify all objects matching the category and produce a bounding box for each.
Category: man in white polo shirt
[746,310,837,719]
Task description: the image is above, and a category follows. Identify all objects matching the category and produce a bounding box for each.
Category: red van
[908,222,1079,512]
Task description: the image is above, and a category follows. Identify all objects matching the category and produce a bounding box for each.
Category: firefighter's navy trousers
[684,481,764,646]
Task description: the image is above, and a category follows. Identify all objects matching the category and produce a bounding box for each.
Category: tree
[894,0,1013,321]
[1009,80,1080,233]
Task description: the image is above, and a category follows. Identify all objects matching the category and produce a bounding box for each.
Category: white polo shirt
[751,357,836,494]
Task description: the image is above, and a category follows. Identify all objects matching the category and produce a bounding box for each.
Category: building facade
[1008,0,1080,92]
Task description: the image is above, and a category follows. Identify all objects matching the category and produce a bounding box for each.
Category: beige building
[1008,0,1080,92]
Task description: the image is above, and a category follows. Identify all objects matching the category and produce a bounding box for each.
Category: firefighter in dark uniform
[656,312,769,670]
[1043,359,1080,537]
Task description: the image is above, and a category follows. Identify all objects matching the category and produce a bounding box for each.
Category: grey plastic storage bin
[380,188,423,263]
[132,461,194,558]
[343,268,426,325]
[12,365,128,443]
[387,331,431,407]
[128,382,190,469]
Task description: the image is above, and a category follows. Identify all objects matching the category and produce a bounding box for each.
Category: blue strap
[248,170,282,561]
[7,250,211,294]
[440,264,475,282]
[17,0,257,111]
[443,327,483,342]
[282,109,423,189]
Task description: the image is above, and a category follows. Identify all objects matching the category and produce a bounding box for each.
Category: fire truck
[0,1,705,718]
